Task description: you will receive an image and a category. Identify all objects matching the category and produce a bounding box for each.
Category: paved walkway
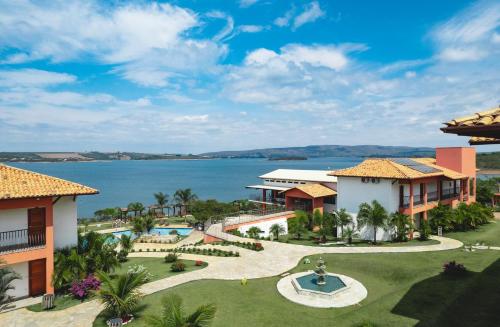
[0,224,463,327]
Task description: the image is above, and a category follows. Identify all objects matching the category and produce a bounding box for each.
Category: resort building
[246,169,337,214]
[331,147,476,241]
[0,165,98,299]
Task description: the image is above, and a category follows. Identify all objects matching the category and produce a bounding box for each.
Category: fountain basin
[295,273,347,294]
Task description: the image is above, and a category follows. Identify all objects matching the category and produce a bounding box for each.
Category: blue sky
[0,0,499,153]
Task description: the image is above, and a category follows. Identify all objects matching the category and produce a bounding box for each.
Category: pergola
[441,107,500,144]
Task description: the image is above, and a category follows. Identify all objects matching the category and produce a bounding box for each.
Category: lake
[9,157,362,218]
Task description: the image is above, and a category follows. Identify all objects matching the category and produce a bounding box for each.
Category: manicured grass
[93,249,500,327]
[27,257,206,312]
[279,235,439,247]
[445,221,500,246]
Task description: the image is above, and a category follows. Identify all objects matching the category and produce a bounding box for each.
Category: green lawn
[445,221,500,246]
[27,257,206,312]
[279,234,439,247]
[93,249,500,327]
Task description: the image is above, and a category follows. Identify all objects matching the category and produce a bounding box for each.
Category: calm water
[9,157,362,218]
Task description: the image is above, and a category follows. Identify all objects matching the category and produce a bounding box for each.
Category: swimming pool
[112,227,193,239]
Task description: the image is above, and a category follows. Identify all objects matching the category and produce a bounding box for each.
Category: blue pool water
[296,274,346,293]
[112,227,193,239]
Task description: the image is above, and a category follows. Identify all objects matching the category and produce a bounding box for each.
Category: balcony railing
[249,194,286,205]
[441,189,459,200]
[0,229,45,254]
[413,195,424,206]
[427,191,439,202]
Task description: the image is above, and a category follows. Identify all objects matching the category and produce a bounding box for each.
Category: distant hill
[201,145,435,159]
[477,152,500,169]
[0,152,208,163]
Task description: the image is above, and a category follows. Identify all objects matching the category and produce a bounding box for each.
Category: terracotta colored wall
[436,147,476,176]
[0,197,54,294]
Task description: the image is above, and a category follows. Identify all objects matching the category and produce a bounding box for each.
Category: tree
[419,219,431,241]
[145,294,216,327]
[476,177,500,205]
[97,270,149,321]
[247,226,262,239]
[0,260,20,311]
[357,200,389,244]
[334,209,352,238]
[132,217,144,236]
[288,211,308,239]
[269,223,285,241]
[174,189,198,217]
[312,209,328,242]
[154,192,169,216]
[388,212,412,242]
[143,215,155,234]
[127,202,145,217]
[428,202,453,233]
[120,234,133,253]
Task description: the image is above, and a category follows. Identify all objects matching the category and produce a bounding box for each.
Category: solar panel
[391,158,441,174]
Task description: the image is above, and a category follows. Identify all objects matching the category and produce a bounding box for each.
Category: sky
[0,0,499,153]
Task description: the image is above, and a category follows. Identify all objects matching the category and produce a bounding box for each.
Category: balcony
[0,229,45,254]
[249,194,285,205]
[441,189,460,200]
[427,191,439,202]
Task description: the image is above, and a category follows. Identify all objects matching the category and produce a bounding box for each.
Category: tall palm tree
[334,208,353,238]
[0,260,20,311]
[143,215,155,234]
[97,270,149,321]
[388,212,412,242]
[145,294,216,327]
[119,234,133,252]
[132,217,144,236]
[357,200,389,244]
[269,223,285,241]
[127,202,145,217]
[154,192,169,216]
[174,189,198,217]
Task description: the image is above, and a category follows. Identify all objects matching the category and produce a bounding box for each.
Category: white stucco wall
[6,262,29,298]
[238,217,288,238]
[336,177,399,241]
[53,196,78,249]
[0,208,28,232]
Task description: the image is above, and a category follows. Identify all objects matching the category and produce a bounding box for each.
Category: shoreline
[478,169,500,175]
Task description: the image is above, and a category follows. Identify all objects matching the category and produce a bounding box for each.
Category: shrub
[418,219,431,241]
[195,260,204,266]
[254,243,263,251]
[164,253,179,263]
[171,261,186,272]
[117,249,129,263]
[443,261,466,276]
[69,275,101,300]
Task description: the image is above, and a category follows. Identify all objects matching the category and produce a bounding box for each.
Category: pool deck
[96,224,192,234]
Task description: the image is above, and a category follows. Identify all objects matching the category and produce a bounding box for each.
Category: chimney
[435,147,476,176]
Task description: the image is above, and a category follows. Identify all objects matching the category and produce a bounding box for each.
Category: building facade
[332,147,476,241]
[0,165,97,299]
[246,169,337,214]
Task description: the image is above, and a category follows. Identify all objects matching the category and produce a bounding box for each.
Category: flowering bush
[254,243,263,251]
[443,261,466,276]
[70,275,100,300]
[171,261,186,272]
[195,260,204,266]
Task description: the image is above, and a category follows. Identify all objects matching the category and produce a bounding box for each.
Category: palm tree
[145,294,216,327]
[0,260,20,311]
[127,202,145,217]
[288,211,308,240]
[97,270,149,321]
[334,208,353,238]
[269,223,285,241]
[132,217,144,236]
[154,192,169,216]
[357,200,389,244]
[174,189,198,217]
[247,226,262,239]
[143,215,155,234]
[119,234,133,252]
[52,248,86,291]
[388,212,412,242]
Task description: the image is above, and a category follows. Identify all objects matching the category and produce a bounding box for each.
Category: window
[469,178,475,196]
[371,178,380,184]
[361,177,369,183]
[324,195,336,205]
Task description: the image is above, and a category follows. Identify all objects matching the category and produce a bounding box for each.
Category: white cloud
[405,71,416,78]
[293,1,325,30]
[0,69,76,87]
[431,0,500,62]
[274,7,295,27]
[0,1,226,86]
[239,0,259,8]
[438,47,486,62]
[239,25,265,33]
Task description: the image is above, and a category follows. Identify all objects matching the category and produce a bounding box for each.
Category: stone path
[0,224,463,327]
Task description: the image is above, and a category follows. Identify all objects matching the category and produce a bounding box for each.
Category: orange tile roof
[468,137,500,145]
[291,183,336,198]
[444,108,500,127]
[0,164,98,200]
[330,158,466,180]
